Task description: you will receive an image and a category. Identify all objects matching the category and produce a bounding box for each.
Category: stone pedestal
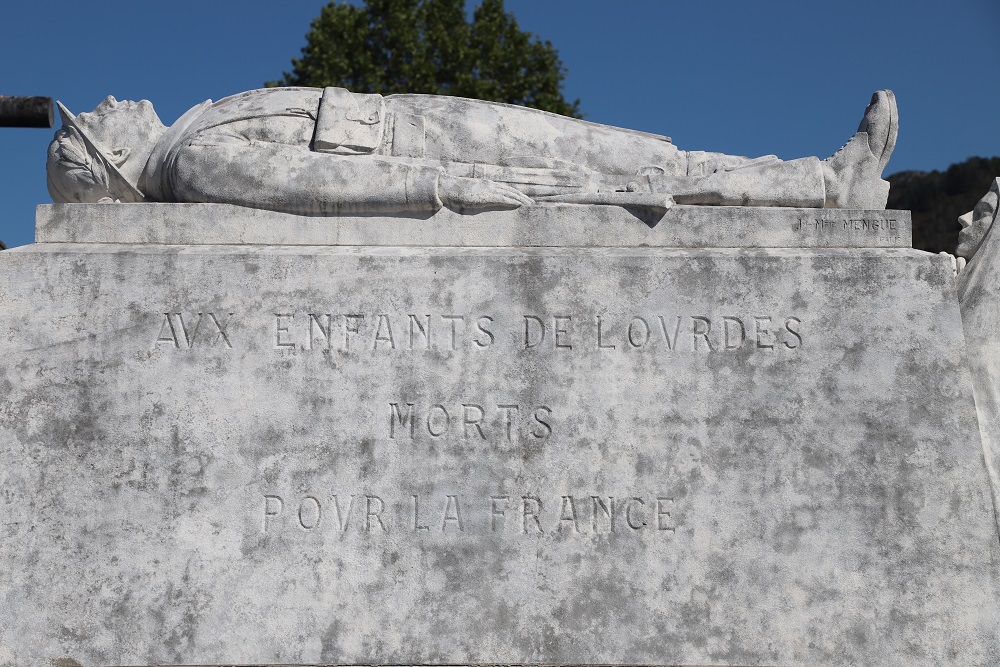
[0,204,997,667]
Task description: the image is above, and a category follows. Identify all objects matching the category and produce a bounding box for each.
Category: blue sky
[2,0,998,247]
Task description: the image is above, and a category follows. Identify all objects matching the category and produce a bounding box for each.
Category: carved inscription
[262,493,676,536]
[155,312,233,349]
[274,313,496,351]
[797,215,901,243]
[389,402,552,440]
[151,311,803,351]
[584,314,799,351]
[845,217,900,232]
[271,312,803,353]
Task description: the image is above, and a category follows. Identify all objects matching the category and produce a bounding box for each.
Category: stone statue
[955,177,1000,533]
[957,177,1000,262]
[47,87,898,215]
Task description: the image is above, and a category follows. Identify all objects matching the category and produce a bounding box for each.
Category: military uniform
[144,87,824,214]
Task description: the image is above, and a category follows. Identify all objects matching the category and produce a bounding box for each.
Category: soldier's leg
[629,90,897,209]
[386,94,686,177]
[821,90,897,209]
[628,156,826,208]
[387,89,896,209]
[684,151,780,176]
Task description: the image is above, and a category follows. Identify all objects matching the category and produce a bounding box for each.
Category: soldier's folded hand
[438,174,533,211]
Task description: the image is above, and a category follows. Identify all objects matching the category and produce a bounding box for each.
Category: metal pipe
[0,96,54,128]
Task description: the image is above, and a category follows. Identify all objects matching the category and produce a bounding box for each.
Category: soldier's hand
[439,174,533,211]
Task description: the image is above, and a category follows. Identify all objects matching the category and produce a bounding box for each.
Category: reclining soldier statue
[46,87,898,215]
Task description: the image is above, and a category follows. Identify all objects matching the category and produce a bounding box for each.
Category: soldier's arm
[164,141,529,214]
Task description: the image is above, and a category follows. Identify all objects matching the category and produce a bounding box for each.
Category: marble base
[0,205,995,667]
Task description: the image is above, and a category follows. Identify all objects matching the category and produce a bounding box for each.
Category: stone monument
[0,88,997,667]
[956,177,1000,531]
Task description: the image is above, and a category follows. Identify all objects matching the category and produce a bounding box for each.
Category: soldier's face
[75,96,166,186]
[76,97,162,166]
[956,180,999,259]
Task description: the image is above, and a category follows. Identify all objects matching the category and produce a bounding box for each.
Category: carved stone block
[0,205,996,667]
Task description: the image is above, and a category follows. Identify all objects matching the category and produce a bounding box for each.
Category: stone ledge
[35,202,912,248]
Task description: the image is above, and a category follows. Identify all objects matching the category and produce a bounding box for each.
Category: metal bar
[0,96,54,128]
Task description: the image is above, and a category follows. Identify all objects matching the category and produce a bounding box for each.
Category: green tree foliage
[270,0,581,118]
[887,156,1000,253]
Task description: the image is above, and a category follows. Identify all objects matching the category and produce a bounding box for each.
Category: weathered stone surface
[35,203,912,248]
[957,178,1000,535]
[46,87,898,213]
[0,206,997,666]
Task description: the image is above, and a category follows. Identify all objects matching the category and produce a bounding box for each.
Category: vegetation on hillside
[887,156,1000,253]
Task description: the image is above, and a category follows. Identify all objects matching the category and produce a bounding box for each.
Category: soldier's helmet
[46,97,164,204]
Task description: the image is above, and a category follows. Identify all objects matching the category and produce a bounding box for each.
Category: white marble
[956,178,1000,538]
[34,202,913,248]
[0,204,996,666]
[46,88,898,214]
[13,86,1000,667]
